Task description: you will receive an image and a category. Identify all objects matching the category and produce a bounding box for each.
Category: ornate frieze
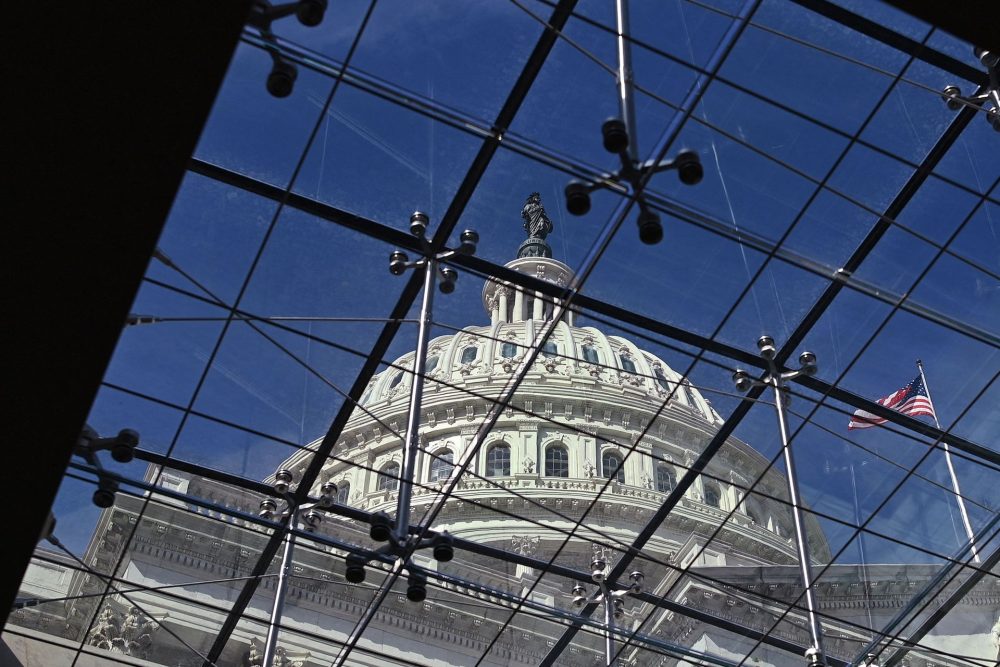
[87,605,161,659]
[243,637,310,667]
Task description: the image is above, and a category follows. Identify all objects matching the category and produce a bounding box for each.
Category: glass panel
[348,0,541,120]
[36,4,1000,667]
[719,20,897,134]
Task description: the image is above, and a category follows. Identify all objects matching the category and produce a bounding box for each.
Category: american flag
[848,374,937,430]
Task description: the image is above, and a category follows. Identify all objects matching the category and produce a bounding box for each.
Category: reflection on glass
[16,9,999,666]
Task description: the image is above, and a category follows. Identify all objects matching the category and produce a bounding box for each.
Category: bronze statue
[521,192,553,240]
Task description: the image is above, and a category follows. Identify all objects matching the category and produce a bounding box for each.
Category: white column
[513,288,524,323]
[533,290,544,320]
[498,289,509,323]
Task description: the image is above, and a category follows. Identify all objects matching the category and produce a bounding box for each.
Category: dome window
[653,368,670,392]
[389,370,404,389]
[541,341,558,357]
[424,355,439,373]
[703,481,722,508]
[602,451,625,483]
[683,383,697,407]
[460,345,478,364]
[336,481,351,505]
[486,443,511,477]
[544,446,568,477]
[378,463,400,492]
[429,449,455,482]
[655,466,675,493]
[501,341,518,358]
[619,354,637,374]
[582,345,599,364]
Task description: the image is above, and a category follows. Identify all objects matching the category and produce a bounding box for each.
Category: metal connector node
[273,469,294,495]
[757,335,776,360]
[804,647,825,667]
[733,369,754,392]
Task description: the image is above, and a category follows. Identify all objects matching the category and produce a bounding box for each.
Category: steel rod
[614,0,639,162]
[396,259,436,541]
[603,583,616,667]
[772,373,826,664]
[262,521,297,667]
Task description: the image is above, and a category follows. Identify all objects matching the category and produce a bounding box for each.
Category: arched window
[602,451,625,483]
[541,341,558,357]
[486,443,511,477]
[389,371,404,389]
[683,383,698,408]
[501,341,518,358]
[545,446,569,477]
[461,345,477,364]
[378,463,399,492]
[655,466,675,493]
[653,367,670,392]
[582,345,599,364]
[336,481,351,505]
[429,449,455,482]
[424,355,439,373]
[619,354,637,374]
[703,482,721,508]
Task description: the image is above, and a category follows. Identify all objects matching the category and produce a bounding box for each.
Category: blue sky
[53,0,997,600]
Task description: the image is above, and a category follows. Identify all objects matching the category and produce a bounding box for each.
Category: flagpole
[846,445,875,631]
[916,360,980,564]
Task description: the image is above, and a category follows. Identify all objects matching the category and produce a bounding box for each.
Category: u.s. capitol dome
[281,202,830,573]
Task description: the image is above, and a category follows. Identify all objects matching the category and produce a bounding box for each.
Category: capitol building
[8,202,998,667]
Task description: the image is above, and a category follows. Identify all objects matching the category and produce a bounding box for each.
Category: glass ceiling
[8,1,998,667]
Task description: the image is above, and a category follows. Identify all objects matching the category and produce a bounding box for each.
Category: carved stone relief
[87,605,160,659]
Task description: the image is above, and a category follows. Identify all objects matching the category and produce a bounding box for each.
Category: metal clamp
[941,47,1000,132]
[571,557,644,667]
